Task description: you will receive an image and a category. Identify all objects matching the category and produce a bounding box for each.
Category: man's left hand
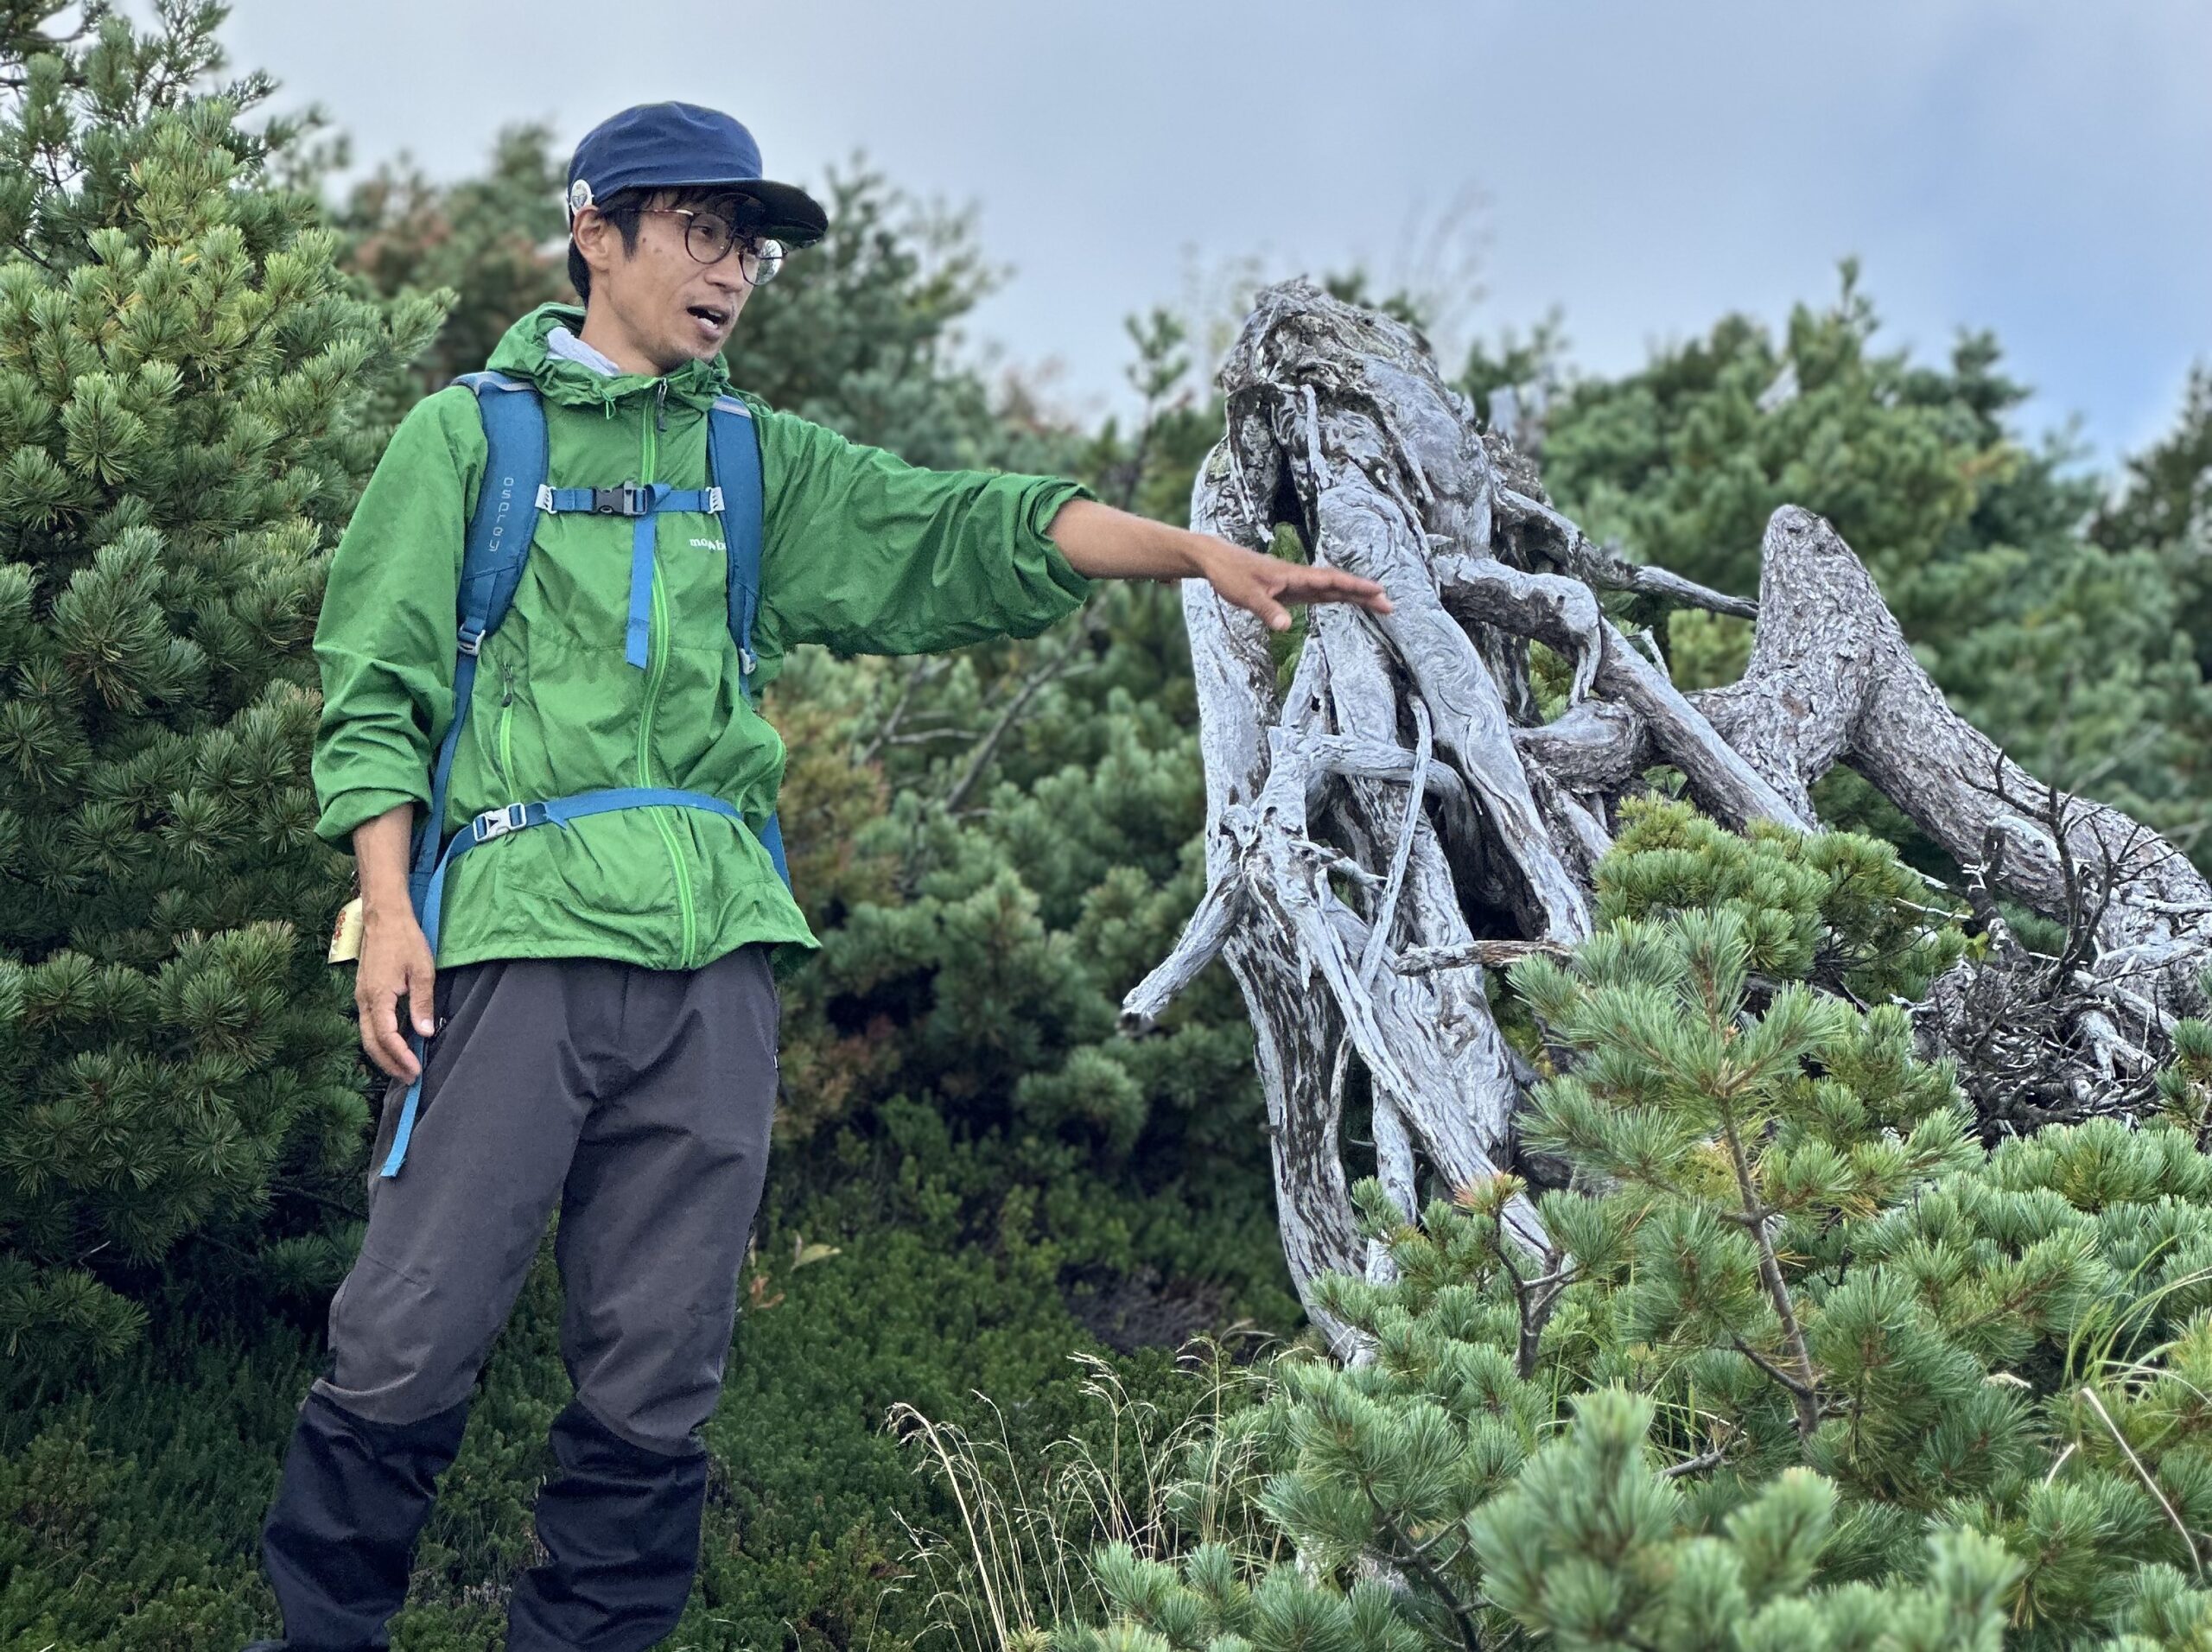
[1047,499,1394,632]
[1187,534,1393,633]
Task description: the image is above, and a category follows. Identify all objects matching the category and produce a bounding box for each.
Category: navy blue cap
[566,102,829,246]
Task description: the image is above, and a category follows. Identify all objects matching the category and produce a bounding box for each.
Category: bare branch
[1496,486,1759,620]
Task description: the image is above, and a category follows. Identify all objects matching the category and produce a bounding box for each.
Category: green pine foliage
[2158,1009,2212,1148]
[762,591,1300,1334]
[2095,364,2212,679]
[0,1,445,1378]
[1065,811,2212,1649]
[336,120,570,403]
[1467,1396,2024,1652]
[1077,1398,2024,1652]
[1586,797,1967,1003]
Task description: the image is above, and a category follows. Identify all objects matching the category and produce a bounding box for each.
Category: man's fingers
[359,992,421,1082]
[1288,566,1394,611]
[1255,562,1384,604]
[1342,572,1395,612]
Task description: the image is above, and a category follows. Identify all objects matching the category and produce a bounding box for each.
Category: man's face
[574,190,760,372]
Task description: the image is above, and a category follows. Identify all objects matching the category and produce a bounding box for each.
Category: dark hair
[567,184,756,301]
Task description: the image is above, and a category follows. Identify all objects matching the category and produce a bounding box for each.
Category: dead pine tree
[1121,281,2212,1356]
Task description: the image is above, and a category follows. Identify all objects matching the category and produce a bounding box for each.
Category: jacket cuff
[315,787,425,852]
[1026,479,1100,604]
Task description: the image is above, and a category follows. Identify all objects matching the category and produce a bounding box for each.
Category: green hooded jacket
[312,303,1096,971]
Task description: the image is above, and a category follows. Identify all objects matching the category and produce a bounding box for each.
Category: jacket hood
[486,302,734,412]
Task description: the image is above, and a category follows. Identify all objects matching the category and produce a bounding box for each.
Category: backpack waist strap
[382,786,749,1179]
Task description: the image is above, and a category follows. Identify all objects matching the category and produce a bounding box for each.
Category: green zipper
[495,664,516,788]
[637,386,699,965]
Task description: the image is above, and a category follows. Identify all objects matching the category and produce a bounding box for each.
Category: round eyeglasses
[641,207,785,286]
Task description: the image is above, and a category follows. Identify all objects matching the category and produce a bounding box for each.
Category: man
[253,101,1389,1652]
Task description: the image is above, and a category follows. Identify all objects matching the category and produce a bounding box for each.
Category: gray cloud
[225,0,2209,458]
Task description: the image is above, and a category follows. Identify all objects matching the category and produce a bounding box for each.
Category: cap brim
[663,176,830,246]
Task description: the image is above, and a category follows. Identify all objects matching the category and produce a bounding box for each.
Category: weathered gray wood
[1495,486,1760,620]
[1127,278,2212,1338]
[1696,506,2212,971]
[1149,470,1367,1355]
[1297,412,1592,944]
[1511,700,1648,790]
[1310,600,1541,1249]
[1433,553,1808,830]
[1692,505,2212,1120]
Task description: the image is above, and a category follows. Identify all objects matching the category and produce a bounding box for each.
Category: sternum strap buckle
[471,801,547,843]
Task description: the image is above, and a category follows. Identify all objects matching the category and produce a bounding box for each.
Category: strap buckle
[471,802,535,843]
[456,623,485,657]
[591,483,645,517]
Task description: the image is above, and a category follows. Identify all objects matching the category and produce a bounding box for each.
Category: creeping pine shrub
[0,4,448,1380]
[1061,804,2212,1651]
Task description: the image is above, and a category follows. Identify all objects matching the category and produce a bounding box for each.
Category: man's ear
[571,206,616,282]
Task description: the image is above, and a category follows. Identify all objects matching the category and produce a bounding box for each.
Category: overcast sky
[222,1,2209,462]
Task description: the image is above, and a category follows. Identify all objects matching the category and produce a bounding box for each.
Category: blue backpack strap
[754,811,789,887]
[707,396,766,697]
[707,394,790,889]
[408,370,547,912]
[381,785,746,1178]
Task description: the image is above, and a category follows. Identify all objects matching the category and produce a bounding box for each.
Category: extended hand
[1046,500,1395,630]
[1192,536,1394,632]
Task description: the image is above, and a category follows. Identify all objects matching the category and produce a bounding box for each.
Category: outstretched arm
[1046,498,1393,631]
[753,409,1390,664]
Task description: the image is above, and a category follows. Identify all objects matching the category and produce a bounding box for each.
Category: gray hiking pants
[314,944,780,1456]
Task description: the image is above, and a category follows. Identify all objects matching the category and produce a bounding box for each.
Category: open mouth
[686,302,731,338]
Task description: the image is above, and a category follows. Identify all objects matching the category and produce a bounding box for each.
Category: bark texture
[1125,280,2212,1356]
